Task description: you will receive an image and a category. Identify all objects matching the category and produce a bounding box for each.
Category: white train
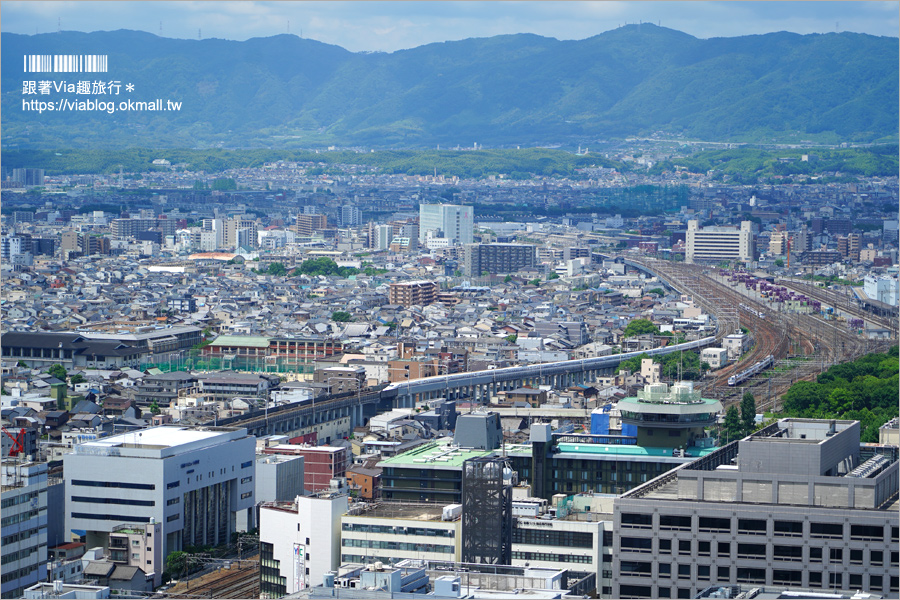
[728,354,774,386]
[739,303,766,320]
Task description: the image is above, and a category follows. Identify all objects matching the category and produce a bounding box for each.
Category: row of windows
[1,508,44,527]
[341,538,453,554]
[623,514,893,541]
[71,496,155,507]
[513,528,593,548]
[72,480,155,490]
[1,545,40,565]
[1,490,42,509]
[0,563,39,584]
[71,512,151,522]
[620,565,898,593]
[2,525,46,547]
[341,523,455,538]
[512,551,592,564]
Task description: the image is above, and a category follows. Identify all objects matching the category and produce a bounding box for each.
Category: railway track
[164,562,259,599]
[778,279,899,333]
[633,260,890,409]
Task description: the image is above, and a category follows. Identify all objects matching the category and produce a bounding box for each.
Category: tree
[454,270,463,277]
[331,311,352,322]
[70,373,85,385]
[149,401,161,415]
[740,392,757,435]
[528,278,541,286]
[548,272,560,280]
[48,364,67,381]
[623,319,660,338]
[505,335,518,343]
[774,258,785,267]
[723,406,743,443]
[503,275,512,283]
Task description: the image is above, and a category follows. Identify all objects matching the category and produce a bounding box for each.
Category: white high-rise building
[340,206,362,227]
[259,490,348,598]
[686,220,754,264]
[419,203,473,246]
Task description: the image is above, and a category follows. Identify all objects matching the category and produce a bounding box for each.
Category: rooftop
[345,502,449,521]
[81,426,223,449]
[378,439,493,469]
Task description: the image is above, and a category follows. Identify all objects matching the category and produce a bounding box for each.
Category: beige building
[388,280,438,306]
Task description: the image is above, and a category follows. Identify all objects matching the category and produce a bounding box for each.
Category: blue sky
[3,1,898,52]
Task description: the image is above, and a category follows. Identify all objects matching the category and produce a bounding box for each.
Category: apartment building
[1,459,49,599]
[463,243,536,277]
[388,280,439,307]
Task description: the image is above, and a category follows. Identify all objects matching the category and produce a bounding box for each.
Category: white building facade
[419,203,473,247]
[686,220,753,264]
[1,459,49,599]
[63,426,256,558]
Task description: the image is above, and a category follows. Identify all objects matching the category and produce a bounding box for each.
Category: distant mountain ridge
[3,24,897,148]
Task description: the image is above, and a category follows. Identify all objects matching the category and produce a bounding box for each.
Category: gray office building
[64,426,257,558]
[612,418,899,599]
[463,243,536,277]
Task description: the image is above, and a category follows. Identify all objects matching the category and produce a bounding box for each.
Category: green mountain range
[3,25,897,148]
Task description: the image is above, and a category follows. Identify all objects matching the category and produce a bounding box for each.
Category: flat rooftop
[378,440,493,469]
[81,426,224,449]
[345,502,449,522]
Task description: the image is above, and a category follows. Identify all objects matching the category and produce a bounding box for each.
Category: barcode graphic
[23,54,108,73]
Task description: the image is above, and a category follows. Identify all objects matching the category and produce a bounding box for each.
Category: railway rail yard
[631,258,895,412]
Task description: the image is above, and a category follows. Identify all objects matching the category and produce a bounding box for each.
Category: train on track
[739,303,766,320]
[728,354,775,386]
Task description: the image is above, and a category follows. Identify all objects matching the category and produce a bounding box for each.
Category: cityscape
[1,3,899,600]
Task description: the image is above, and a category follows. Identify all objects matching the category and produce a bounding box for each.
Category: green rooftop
[378,440,493,469]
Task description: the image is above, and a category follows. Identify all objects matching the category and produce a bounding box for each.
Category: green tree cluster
[779,346,898,442]
[293,257,359,278]
[623,319,660,338]
[48,364,67,381]
[331,311,352,322]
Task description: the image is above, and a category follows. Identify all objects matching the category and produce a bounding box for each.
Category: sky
[2,1,898,52]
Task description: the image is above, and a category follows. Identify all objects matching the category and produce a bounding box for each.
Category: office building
[612,419,899,599]
[1,459,49,599]
[263,445,350,493]
[340,503,462,566]
[388,281,439,307]
[63,426,256,558]
[419,203,473,246]
[259,489,349,598]
[685,220,753,264]
[463,243,536,277]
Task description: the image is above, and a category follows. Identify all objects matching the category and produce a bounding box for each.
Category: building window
[659,563,671,577]
[717,566,730,580]
[870,575,883,590]
[659,539,671,554]
[241,492,252,499]
[717,542,730,557]
[870,550,883,566]
[241,476,252,484]
[678,564,691,579]
[829,548,843,563]
[808,572,822,586]
[167,514,179,522]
